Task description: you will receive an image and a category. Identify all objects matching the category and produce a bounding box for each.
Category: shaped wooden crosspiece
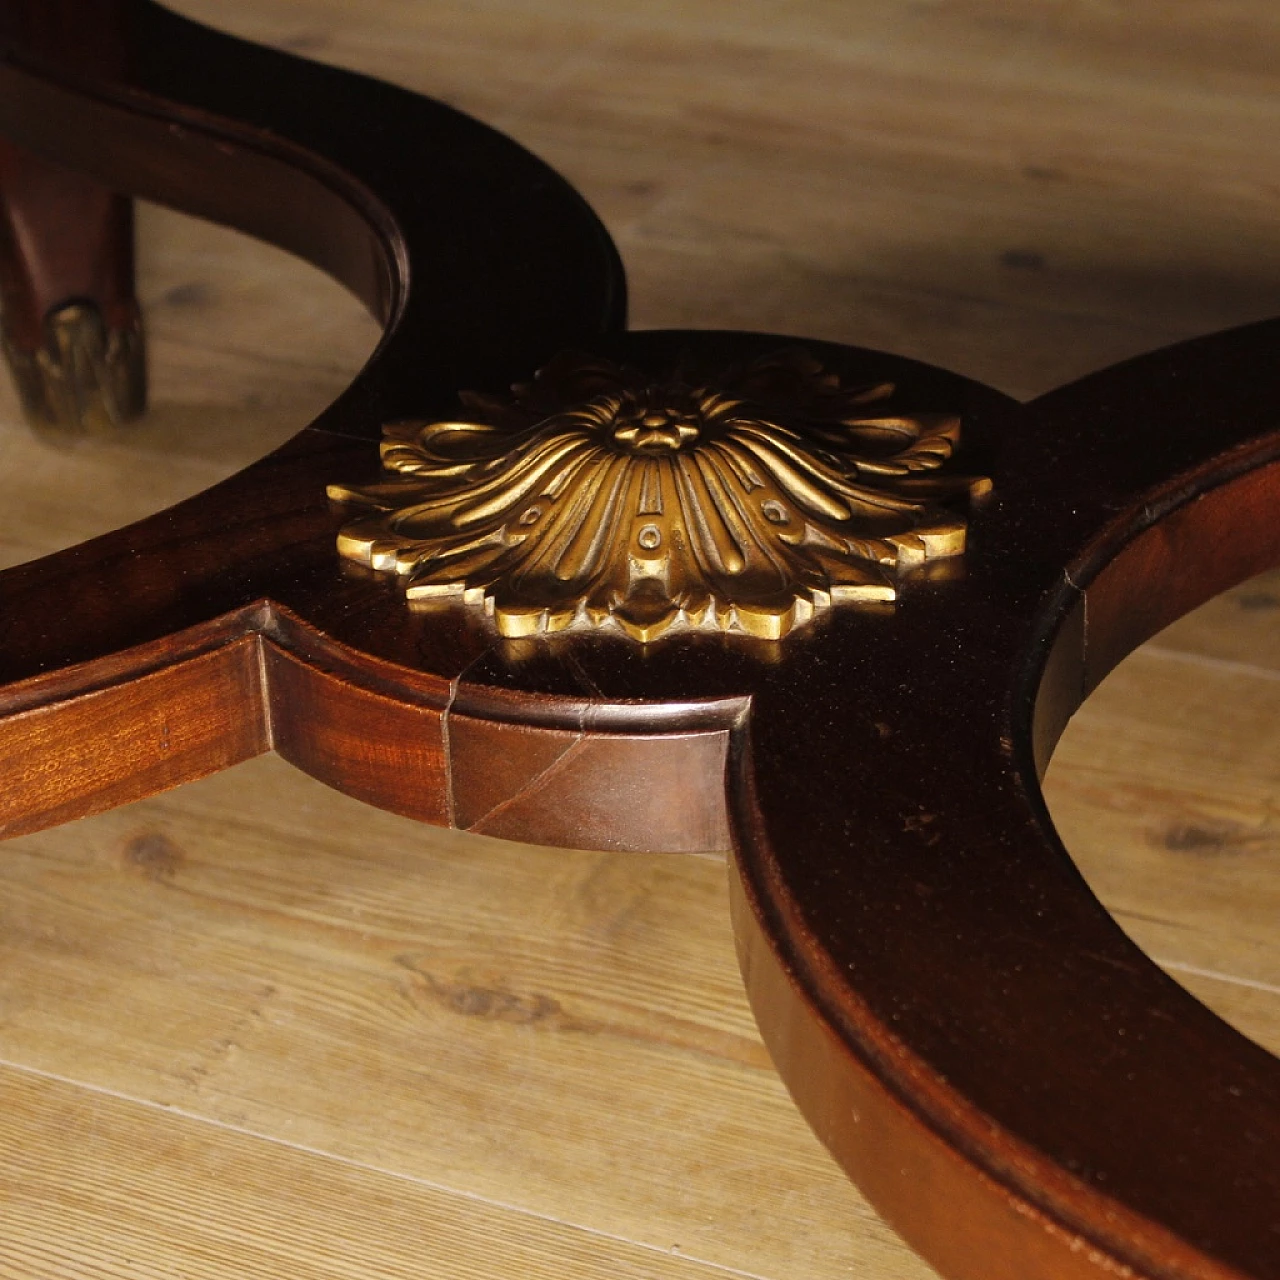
[329,349,990,640]
[4,6,1280,1280]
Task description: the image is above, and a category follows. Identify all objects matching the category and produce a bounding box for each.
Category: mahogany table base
[0,5,1277,1280]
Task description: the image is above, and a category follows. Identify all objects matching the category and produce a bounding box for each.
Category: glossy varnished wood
[1,5,1280,1280]
[0,1,137,352]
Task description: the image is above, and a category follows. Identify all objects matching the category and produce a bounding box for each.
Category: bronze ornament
[329,349,989,641]
[2,300,145,436]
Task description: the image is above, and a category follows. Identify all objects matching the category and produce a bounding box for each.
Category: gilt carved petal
[328,348,989,642]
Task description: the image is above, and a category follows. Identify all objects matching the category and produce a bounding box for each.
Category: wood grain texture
[0,1066,757,1280]
[185,0,1280,401]
[0,756,924,1280]
[0,1,1278,1278]
[1047,635,1280,1048]
[448,713,732,851]
[0,633,266,837]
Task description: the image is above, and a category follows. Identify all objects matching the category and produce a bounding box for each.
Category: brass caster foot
[3,299,146,436]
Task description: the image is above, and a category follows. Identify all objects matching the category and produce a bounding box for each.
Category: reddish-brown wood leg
[0,0,143,433]
[0,139,144,433]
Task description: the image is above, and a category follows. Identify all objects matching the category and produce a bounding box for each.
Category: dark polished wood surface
[1,5,1278,1280]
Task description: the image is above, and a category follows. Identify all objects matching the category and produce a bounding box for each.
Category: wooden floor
[2,2,1279,1276]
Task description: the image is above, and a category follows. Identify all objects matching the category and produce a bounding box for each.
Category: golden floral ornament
[327,348,990,642]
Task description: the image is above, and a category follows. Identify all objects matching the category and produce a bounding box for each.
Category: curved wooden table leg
[0,141,143,433]
[0,0,625,833]
[0,1,143,432]
[1,7,1278,1280]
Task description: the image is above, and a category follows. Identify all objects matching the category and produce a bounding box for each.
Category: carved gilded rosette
[328,349,990,642]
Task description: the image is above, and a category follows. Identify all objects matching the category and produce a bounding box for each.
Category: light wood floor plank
[172,0,1280,401]
[0,1062,767,1280]
[1148,570,1280,672]
[0,759,931,1280]
[1046,650,1280,1049]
